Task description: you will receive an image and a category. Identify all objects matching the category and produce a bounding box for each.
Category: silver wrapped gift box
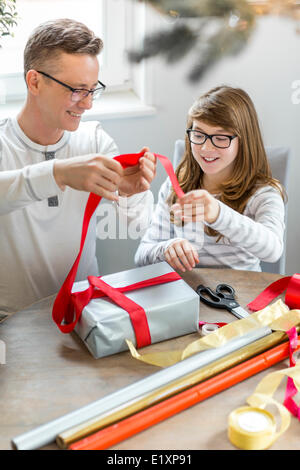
[72,262,200,358]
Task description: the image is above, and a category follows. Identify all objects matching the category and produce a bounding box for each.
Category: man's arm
[0,159,62,215]
[0,153,124,215]
[0,119,156,214]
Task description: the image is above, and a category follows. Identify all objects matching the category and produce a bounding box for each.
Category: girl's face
[190,119,239,181]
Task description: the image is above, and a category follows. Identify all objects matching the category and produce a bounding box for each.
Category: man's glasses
[37,71,106,102]
[186,129,237,149]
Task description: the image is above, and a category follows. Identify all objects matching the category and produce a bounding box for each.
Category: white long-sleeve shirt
[135,177,285,272]
[0,117,153,315]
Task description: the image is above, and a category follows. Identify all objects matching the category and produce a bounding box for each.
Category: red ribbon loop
[247,274,300,312]
[52,151,184,348]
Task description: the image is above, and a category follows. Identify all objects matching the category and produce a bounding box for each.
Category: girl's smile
[200,154,220,163]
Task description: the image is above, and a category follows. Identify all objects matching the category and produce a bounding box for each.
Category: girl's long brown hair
[168,86,285,238]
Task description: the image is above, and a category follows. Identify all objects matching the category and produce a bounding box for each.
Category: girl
[135,86,285,272]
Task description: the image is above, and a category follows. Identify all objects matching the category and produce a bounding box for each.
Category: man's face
[37,52,100,132]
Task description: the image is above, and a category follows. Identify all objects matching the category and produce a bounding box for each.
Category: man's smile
[67,111,83,118]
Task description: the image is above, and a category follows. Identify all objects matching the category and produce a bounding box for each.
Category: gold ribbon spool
[228,406,276,450]
[228,364,300,450]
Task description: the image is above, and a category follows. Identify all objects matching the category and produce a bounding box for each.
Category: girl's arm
[206,186,285,263]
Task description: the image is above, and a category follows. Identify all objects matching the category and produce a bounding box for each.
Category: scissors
[196,283,250,320]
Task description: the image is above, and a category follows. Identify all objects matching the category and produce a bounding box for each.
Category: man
[0,18,156,317]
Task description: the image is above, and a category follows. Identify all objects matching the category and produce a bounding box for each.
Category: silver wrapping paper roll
[12,325,271,450]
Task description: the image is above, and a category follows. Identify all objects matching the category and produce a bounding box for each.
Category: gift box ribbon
[52,151,184,348]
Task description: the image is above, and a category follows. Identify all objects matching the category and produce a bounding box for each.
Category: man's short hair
[24,18,103,79]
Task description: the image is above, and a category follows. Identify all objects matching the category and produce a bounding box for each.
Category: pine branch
[188,21,254,82]
[128,24,199,63]
[130,0,256,82]
[0,0,18,43]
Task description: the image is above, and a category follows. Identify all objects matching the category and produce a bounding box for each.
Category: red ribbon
[199,321,228,329]
[52,151,184,348]
[247,274,300,418]
[247,274,300,312]
[284,327,300,419]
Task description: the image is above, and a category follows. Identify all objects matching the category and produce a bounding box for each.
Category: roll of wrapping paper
[12,301,300,450]
[57,302,300,448]
[11,323,273,450]
[69,334,300,450]
[57,328,295,449]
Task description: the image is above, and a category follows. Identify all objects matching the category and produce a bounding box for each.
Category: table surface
[0,268,299,451]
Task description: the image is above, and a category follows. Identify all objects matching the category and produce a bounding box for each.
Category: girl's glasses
[37,71,106,102]
[186,129,237,149]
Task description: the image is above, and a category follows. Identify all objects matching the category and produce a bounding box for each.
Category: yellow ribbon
[127,300,300,367]
[228,364,300,449]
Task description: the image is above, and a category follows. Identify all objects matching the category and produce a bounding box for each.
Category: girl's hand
[164,239,199,272]
[171,189,220,224]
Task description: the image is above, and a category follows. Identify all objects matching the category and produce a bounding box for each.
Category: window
[0,0,132,104]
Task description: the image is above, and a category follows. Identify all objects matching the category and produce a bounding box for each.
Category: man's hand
[164,239,199,273]
[118,147,156,197]
[171,190,220,224]
[54,154,124,201]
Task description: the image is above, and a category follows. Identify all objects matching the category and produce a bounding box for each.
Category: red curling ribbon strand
[283,327,300,419]
[154,153,184,199]
[247,274,300,418]
[247,274,300,312]
[52,151,184,348]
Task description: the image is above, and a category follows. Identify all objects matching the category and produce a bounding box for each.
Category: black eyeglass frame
[37,70,106,101]
[186,128,237,149]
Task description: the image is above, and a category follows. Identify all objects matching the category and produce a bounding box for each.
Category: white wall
[97,11,300,275]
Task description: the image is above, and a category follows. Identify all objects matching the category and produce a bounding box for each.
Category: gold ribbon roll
[228,364,300,450]
[228,406,277,450]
